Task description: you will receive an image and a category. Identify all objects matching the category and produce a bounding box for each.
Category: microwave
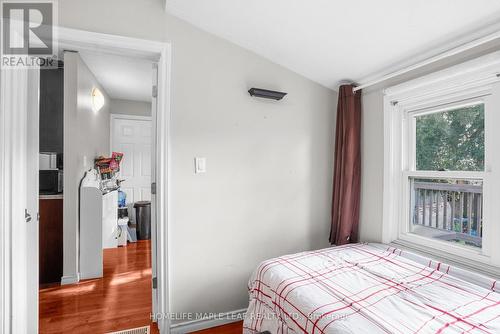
[40,152,58,170]
[40,169,63,194]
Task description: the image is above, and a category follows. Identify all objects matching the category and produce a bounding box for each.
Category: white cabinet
[80,188,118,280]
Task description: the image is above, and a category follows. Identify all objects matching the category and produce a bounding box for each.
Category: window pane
[415,104,484,171]
[410,177,483,249]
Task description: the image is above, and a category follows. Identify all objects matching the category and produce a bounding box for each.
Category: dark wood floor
[40,240,243,334]
[40,240,154,333]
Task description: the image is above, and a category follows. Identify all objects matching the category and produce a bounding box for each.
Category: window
[408,103,485,249]
[383,52,500,269]
[415,104,484,172]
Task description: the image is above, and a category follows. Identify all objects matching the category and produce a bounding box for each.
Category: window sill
[411,225,482,248]
[391,236,500,280]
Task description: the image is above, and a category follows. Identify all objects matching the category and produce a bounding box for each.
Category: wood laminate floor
[40,240,243,334]
[40,240,154,333]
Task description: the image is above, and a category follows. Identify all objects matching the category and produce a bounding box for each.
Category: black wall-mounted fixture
[248,88,287,101]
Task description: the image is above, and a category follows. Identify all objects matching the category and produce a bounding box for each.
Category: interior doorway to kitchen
[0,28,171,334]
[37,46,160,333]
[39,47,162,333]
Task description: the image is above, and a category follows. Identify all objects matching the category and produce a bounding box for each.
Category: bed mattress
[243,243,500,334]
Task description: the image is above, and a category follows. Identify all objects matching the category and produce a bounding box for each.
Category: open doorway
[0,28,170,333]
[32,30,170,334]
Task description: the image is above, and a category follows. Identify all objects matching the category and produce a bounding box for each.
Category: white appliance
[79,169,119,280]
[39,152,58,170]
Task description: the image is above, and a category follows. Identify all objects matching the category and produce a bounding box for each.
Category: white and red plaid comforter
[243,243,500,334]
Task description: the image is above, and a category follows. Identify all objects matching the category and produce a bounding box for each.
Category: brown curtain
[329,84,361,246]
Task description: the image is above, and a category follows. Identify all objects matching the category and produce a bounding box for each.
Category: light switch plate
[194,157,206,174]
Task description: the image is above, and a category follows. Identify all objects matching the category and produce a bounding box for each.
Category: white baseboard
[60,274,79,285]
[170,308,246,334]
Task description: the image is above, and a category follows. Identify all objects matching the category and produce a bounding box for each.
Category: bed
[243,243,500,334]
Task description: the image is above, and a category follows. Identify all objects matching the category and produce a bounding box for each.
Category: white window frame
[383,51,500,275]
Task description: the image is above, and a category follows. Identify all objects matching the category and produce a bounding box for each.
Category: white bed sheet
[243,243,500,334]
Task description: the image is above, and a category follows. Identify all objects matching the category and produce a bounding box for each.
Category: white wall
[359,90,384,242]
[110,98,151,117]
[62,52,111,283]
[168,27,336,316]
[58,0,337,319]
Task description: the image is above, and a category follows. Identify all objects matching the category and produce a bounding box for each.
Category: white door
[0,67,40,333]
[111,116,152,207]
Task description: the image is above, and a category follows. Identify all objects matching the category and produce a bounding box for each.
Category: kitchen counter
[40,194,64,200]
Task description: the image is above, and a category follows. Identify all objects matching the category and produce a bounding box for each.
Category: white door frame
[0,27,172,333]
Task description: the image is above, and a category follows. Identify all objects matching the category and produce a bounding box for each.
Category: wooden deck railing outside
[412,181,483,237]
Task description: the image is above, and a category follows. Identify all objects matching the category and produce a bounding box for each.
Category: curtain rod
[352,29,500,92]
